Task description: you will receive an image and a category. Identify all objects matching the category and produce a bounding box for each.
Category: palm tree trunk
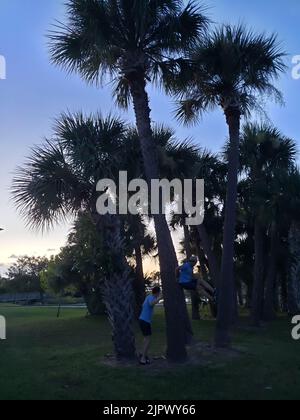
[215,108,240,348]
[184,225,200,321]
[130,75,189,362]
[237,281,244,307]
[133,244,146,317]
[196,236,218,318]
[274,275,280,313]
[288,222,300,316]
[197,224,220,287]
[95,214,136,360]
[280,272,288,313]
[251,220,265,326]
[196,241,209,281]
[183,225,192,259]
[263,226,278,321]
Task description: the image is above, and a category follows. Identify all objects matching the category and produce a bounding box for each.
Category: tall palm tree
[48,0,209,362]
[174,25,286,347]
[11,113,136,360]
[289,219,300,316]
[239,123,297,325]
[279,169,300,316]
[263,168,300,320]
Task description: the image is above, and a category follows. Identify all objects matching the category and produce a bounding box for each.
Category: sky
[0,0,299,275]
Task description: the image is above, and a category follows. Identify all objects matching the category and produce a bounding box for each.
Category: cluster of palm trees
[11,1,298,362]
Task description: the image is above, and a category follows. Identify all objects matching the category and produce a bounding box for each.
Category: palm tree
[175,25,286,347]
[123,213,156,317]
[239,123,297,324]
[48,0,209,362]
[289,219,300,316]
[264,168,300,320]
[11,112,136,360]
[280,169,300,316]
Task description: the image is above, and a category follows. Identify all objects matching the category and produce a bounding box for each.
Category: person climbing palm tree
[176,256,198,291]
[176,256,215,301]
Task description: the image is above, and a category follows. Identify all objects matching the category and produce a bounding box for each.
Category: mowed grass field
[0,304,299,400]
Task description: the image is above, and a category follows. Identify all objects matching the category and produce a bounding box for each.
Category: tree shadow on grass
[100,341,247,372]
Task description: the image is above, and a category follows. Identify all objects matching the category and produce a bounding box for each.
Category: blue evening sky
[0,0,299,273]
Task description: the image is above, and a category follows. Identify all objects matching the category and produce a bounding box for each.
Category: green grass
[0,304,299,400]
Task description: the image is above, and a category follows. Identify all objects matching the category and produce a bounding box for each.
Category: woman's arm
[150,295,162,307]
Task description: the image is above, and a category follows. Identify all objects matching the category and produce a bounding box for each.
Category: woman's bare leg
[141,337,151,363]
[198,286,214,301]
[199,279,215,294]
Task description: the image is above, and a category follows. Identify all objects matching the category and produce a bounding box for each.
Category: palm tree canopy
[48,0,209,107]
[237,123,297,226]
[11,113,128,230]
[239,123,297,174]
[174,25,286,123]
[12,113,206,231]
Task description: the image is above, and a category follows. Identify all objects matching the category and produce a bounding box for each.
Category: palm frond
[11,141,87,231]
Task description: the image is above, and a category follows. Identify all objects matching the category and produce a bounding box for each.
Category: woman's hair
[152,286,161,295]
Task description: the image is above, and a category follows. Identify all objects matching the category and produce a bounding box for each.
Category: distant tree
[0,276,9,294]
[7,256,49,301]
[42,213,106,316]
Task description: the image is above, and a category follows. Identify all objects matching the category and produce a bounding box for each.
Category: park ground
[0,304,299,400]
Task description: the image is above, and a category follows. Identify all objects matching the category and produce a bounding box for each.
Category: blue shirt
[139,295,156,324]
[179,262,193,284]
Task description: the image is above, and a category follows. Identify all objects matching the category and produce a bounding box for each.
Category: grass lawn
[0,304,299,400]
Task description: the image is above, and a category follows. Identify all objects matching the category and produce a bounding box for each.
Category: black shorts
[180,278,198,291]
[139,320,152,337]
